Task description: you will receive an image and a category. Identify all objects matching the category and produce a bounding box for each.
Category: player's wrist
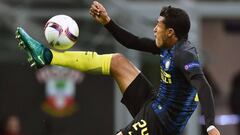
[103,16,111,25]
[207,125,216,132]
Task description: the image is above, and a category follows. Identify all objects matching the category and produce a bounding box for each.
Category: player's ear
[167,28,175,38]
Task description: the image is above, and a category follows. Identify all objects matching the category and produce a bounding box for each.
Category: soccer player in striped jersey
[16,1,220,135]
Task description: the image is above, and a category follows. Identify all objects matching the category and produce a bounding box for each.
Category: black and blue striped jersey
[105,20,215,135]
[151,41,200,134]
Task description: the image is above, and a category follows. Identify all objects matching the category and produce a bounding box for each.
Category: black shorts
[120,73,167,135]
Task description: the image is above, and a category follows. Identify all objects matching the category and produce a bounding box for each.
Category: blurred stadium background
[0,0,240,135]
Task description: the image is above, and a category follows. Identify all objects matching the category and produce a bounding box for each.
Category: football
[44,15,79,50]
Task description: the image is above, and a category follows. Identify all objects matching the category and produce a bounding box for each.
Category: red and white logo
[36,66,84,117]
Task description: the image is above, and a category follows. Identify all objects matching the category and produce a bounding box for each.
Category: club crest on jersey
[184,62,200,71]
[164,59,171,70]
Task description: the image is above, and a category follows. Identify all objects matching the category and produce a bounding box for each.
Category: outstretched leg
[16,27,154,135]
[16,27,140,93]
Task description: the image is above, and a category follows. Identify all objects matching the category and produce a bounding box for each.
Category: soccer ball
[44,15,79,50]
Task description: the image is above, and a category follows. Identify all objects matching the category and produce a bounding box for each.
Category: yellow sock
[50,50,112,75]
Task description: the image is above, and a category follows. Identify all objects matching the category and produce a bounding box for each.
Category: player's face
[153,16,168,48]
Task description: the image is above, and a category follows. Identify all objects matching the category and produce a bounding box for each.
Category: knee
[110,53,129,74]
[110,53,139,76]
[112,53,128,65]
[111,53,128,66]
[110,53,140,91]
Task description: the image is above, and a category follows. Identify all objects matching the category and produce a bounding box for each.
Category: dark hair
[160,6,190,40]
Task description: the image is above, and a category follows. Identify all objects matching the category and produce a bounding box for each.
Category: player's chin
[155,41,163,48]
[155,40,159,46]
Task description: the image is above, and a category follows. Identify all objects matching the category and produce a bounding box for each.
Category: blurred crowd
[0,114,25,135]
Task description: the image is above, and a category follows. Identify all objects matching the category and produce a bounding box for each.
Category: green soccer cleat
[16,27,51,68]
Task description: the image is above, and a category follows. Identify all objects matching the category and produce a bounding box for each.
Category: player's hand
[208,127,220,135]
[89,1,111,25]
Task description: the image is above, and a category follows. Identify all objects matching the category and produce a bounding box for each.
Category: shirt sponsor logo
[160,67,172,84]
[184,62,200,71]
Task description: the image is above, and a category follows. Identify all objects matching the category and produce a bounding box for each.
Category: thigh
[110,53,141,93]
[121,73,155,117]
[120,100,166,135]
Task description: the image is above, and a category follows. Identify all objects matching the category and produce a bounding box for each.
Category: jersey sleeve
[104,20,160,54]
[176,51,215,128]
